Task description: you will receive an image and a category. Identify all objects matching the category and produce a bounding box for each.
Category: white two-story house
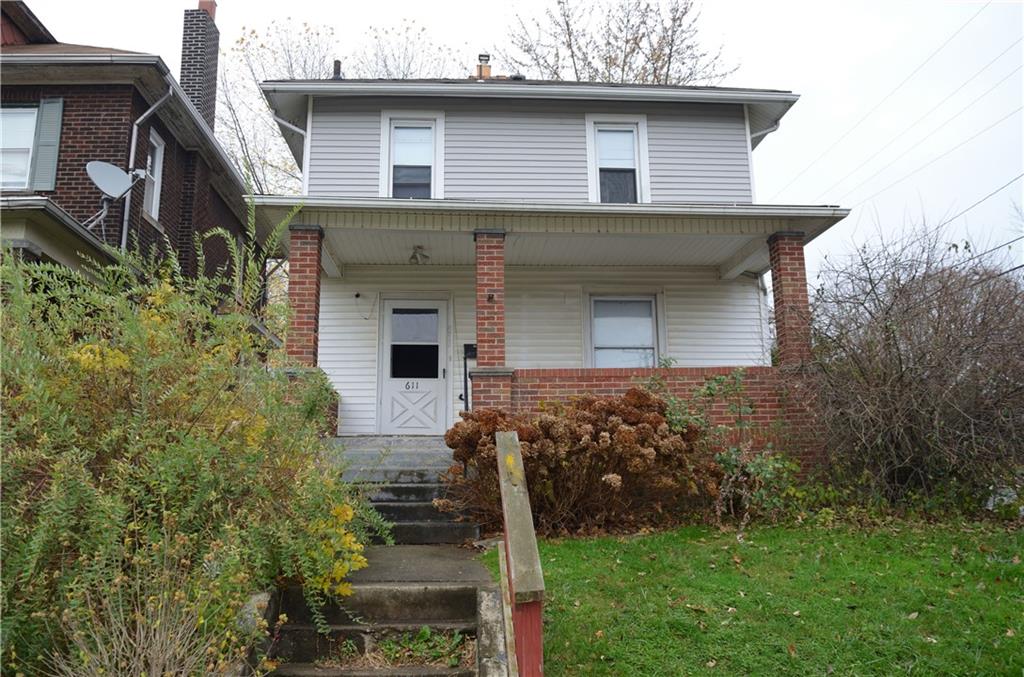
[255,60,849,463]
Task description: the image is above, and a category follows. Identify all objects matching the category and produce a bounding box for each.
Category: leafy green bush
[0,254,386,674]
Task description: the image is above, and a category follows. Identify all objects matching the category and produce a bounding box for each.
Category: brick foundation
[286,225,322,366]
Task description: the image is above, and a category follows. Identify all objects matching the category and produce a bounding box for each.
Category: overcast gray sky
[28,0,1024,278]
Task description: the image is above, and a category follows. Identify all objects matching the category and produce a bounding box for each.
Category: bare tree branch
[500,0,736,85]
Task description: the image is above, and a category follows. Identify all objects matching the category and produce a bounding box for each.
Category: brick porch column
[769,232,811,367]
[768,231,820,468]
[286,224,323,367]
[470,230,513,409]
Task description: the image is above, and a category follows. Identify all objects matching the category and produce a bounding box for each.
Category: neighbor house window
[143,129,165,220]
[1,108,38,190]
[585,114,650,204]
[379,111,445,199]
[590,296,657,368]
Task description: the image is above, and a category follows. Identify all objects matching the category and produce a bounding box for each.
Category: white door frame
[376,294,451,435]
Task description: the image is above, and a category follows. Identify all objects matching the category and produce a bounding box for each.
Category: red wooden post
[496,431,545,676]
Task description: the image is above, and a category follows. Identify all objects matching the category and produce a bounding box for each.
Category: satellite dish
[86,161,133,199]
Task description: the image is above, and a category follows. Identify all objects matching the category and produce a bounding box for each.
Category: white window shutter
[30,97,63,191]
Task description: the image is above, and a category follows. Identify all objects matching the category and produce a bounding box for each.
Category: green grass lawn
[483,523,1022,676]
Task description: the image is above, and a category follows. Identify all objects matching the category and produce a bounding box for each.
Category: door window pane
[391,308,438,343]
[1,108,37,189]
[391,345,439,378]
[597,129,635,168]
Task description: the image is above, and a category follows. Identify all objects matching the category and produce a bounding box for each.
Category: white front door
[380,299,448,435]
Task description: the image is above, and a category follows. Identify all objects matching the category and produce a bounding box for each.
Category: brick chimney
[180,0,219,130]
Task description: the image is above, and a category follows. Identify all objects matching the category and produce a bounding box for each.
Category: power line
[768,0,993,201]
[851,106,1022,208]
[815,37,1022,201]
[958,235,1024,265]
[932,174,1024,240]
[836,66,1022,203]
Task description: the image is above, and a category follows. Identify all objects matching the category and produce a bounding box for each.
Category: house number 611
[404,381,420,390]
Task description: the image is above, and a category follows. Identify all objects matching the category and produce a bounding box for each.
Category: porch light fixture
[409,245,430,265]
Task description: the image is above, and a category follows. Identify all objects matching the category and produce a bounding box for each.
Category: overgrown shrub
[442,387,721,535]
[0,254,387,674]
[811,227,1024,507]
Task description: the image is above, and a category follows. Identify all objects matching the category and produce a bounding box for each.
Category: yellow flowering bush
[1,254,389,675]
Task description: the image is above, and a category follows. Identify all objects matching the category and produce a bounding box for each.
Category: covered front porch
[258,197,846,458]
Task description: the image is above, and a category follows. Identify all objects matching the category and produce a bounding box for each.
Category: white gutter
[251,194,848,220]
[259,80,800,106]
[121,85,172,250]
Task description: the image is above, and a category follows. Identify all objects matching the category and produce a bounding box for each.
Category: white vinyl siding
[308,99,752,203]
[319,265,768,435]
[309,99,381,197]
[445,110,588,201]
[647,104,753,203]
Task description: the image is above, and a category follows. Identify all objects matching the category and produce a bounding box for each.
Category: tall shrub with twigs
[0,233,386,673]
[811,227,1024,506]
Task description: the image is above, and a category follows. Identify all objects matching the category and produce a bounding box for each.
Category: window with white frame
[380,111,444,199]
[585,114,650,204]
[143,129,165,220]
[590,296,658,368]
[1,108,38,190]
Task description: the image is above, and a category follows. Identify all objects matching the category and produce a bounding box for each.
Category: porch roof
[254,196,849,278]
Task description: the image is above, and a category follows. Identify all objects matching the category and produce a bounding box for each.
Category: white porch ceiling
[322,229,764,270]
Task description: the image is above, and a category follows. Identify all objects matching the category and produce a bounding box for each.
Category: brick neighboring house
[0,0,248,275]
[255,60,850,465]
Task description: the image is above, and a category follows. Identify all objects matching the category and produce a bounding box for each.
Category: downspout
[120,86,173,250]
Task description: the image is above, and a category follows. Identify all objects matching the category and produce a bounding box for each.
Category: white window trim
[584,113,651,204]
[378,110,445,199]
[583,292,666,368]
[144,128,165,221]
[1,107,38,190]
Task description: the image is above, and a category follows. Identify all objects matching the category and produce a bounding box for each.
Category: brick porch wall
[510,366,819,467]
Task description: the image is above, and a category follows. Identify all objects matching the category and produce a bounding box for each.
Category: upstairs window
[1,108,38,190]
[585,114,650,204]
[392,125,433,198]
[143,129,165,221]
[590,296,658,368]
[380,111,445,199]
[597,128,637,203]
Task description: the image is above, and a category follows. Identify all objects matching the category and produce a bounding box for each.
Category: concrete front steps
[333,437,479,545]
[268,546,506,677]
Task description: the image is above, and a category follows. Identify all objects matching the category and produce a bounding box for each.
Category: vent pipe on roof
[473,53,491,80]
[333,59,342,79]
